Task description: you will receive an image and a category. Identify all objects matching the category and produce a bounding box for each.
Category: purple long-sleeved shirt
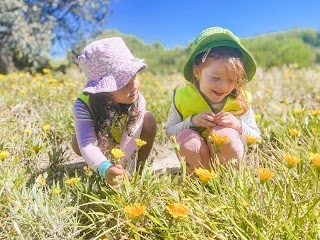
[73,94,145,174]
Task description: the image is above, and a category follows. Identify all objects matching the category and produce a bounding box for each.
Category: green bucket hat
[183,27,256,82]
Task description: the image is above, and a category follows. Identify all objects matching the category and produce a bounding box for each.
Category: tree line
[1,1,320,74]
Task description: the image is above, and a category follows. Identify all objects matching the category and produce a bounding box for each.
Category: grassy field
[0,65,319,239]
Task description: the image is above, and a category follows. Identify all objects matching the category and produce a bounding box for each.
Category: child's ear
[193,65,200,79]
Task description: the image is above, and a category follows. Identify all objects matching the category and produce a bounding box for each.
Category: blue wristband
[98,161,113,179]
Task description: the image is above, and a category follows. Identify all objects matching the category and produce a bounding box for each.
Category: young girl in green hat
[166,27,261,172]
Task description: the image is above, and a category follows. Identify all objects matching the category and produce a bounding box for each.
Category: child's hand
[192,111,216,128]
[105,164,124,188]
[213,112,242,133]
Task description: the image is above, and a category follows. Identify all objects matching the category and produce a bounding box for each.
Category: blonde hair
[192,46,249,114]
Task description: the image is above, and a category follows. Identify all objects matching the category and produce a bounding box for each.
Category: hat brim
[83,59,146,94]
[183,33,256,82]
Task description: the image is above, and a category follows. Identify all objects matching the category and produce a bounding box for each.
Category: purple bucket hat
[78,37,146,94]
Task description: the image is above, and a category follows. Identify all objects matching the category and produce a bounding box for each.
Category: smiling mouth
[212,90,224,96]
[129,92,137,98]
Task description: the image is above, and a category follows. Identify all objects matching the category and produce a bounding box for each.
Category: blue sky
[105,0,320,49]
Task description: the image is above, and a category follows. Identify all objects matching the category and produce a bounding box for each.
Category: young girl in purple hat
[166,27,261,173]
[72,37,157,187]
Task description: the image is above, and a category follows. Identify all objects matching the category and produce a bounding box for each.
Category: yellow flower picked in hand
[124,203,146,218]
[166,203,189,219]
[111,148,125,164]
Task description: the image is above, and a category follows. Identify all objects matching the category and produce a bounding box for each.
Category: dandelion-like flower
[284,153,301,168]
[245,135,259,146]
[166,203,189,219]
[36,174,46,186]
[42,124,51,131]
[52,188,61,195]
[254,114,261,120]
[135,139,147,149]
[208,132,230,153]
[308,153,320,168]
[194,168,217,184]
[311,110,319,116]
[65,177,81,185]
[209,132,230,144]
[258,168,274,184]
[0,151,10,160]
[111,148,125,164]
[293,108,304,114]
[124,203,146,218]
[289,128,300,136]
[23,129,32,134]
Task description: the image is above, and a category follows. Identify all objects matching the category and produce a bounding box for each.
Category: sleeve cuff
[98,161,113,179]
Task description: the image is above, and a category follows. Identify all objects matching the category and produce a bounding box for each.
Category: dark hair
[88,92,141,154]
[193,46,249,114]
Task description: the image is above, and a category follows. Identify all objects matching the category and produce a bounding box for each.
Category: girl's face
[111,75,140,104]
[194,58,236,103]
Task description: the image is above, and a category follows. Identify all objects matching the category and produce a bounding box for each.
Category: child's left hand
[213,112,242,133]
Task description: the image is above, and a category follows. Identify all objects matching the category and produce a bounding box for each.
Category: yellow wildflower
[311,128,318,134]
[166,203,189,219]
[308,153,320,167]
[111,148,125,162]
[284,154,301,168]
[65,177,81,185]
[311,110,319,116]
[36,174,46,186]
[209,132,230,144]
[23,129,32,134]
[52,188,61,195]
[289,128,300,136]
[124,203,146,218]
[135,139,147,149]
[42,124,51,131]
[245,135,259,146]
[0,151,10,160]
[258,168,274,184]
[254,114,261,120]
[194,168,217,183]
[293,108,304,114]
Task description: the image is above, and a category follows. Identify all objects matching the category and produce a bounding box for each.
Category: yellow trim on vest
[174,85,251,138]
[77,93,127,144]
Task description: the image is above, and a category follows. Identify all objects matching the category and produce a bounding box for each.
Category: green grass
[0,65,319,239]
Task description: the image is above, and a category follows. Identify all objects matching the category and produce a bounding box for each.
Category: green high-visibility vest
[77,93,127,144]
[174,84,251,138]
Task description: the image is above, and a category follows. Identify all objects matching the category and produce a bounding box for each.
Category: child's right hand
[192,111,216,128]
[105,164,124,188]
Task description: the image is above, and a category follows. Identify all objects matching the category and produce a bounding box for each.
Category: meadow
[0,65,319,239]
